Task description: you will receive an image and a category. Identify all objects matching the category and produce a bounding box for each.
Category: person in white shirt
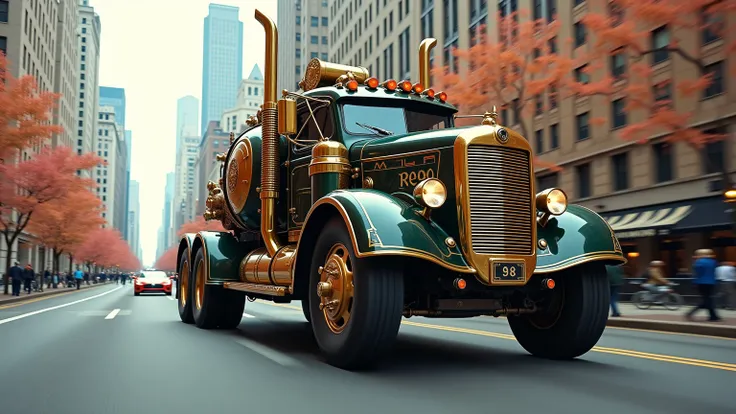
[715,261,736,310]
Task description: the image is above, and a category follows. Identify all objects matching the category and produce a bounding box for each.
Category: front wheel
[632,291,651,310]
[308,217,404,370]
[508,264,609,360]
[663,293,682,311]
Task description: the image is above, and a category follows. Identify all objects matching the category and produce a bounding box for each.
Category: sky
[93,0,278,266]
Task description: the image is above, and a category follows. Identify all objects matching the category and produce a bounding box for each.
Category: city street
[0,285,734,414]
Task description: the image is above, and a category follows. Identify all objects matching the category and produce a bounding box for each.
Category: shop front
[602,195,735,279]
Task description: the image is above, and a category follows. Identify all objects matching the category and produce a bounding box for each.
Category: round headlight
[413,178,447,209]
[536,188,568,215]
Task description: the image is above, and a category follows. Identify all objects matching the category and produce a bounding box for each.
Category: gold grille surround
[453,126,537,286]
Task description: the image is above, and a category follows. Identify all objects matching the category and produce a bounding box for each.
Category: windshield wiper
[355,122,393,136]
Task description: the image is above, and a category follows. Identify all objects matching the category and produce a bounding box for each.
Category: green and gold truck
[175,10,626,370]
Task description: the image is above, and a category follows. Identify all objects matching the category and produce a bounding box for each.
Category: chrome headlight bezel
[535,188,568,216]
[413,178,448,209]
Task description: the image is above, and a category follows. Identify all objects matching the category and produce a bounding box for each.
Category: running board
[223,282,290,296]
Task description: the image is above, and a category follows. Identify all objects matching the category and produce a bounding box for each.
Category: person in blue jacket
[685,249,721,322]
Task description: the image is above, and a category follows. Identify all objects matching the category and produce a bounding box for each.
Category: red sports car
[134,270,173,296]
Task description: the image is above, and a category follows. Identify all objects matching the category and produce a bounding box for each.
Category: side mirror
[277,95,297,136]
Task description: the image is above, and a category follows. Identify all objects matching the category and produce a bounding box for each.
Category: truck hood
[348,127,473,161]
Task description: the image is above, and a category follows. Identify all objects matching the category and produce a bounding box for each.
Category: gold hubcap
[317,243,354,334]
[180,261,190,307]
[195,261,205,310]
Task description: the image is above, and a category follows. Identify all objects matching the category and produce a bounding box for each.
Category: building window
[576,112,590,141]
[321,53,328,61]
[575,163,591,199]
[82,28,87,34]
[296,15,301,25]
[702,128,726,174]
[549,82,557,109]
[296,32,301,42]
[612,98,626,128]
[421,1,434,39]
[575,65,589,84]
[610,49,625,79]
[0,1,7,23]
[311,52,318,59]
[611,152,629,191]
[574,22,586,47]
[549,124,559,149]
[311,16,319,27]
[702,9,722,45]
[537,173,559,190]
[533,0,542,20]
[322,17,328,26]
[609,2,624,26]
[0,36,6,56]
[322,36,328,45]
[653,142,673,183]
[653,81,672,109]
[651,26,669,65]
[311,35,318,44]
[703,61,724,98]
[546,0,557,22]
[82,37,86,43]
[535,130,544,153]
[398,28,411,79]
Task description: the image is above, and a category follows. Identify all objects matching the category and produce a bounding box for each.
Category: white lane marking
[105,309,121,319]
[243,313,255,318]
[0,286,123,326]
[167,296,175,301]
[234,338,302,367]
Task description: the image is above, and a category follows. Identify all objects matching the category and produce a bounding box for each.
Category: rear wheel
[301,299,311,323]
[508,264,609,360]
[308,218,404,370]
[177,252,194,324]
[191,248,245,329]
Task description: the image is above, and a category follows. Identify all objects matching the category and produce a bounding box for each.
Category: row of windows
[538,128,728,199]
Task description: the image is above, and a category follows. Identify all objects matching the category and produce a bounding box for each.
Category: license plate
[491,262,525,282]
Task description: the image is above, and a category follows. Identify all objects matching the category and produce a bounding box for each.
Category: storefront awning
[602,196,731,239]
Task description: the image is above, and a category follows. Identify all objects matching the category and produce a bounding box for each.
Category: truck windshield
[341,104,450,136]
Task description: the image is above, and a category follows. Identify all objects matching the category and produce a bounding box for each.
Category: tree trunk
[3,249,11,295]
[53,252,62,276]
[68,254,74,275]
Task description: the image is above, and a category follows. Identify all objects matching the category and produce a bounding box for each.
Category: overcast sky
[94,0,277,266]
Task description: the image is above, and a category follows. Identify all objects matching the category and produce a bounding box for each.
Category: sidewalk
[0,282,113,306]
[607,303,736,338]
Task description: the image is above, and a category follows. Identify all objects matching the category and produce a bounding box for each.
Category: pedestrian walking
[9,261,23,296]
[715,261,736,310]
[73,266,84,290]
[685,249,721,322]
[606,264,624,317]
[23,264,34,294]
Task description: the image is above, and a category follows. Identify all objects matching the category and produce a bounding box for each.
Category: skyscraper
[163,172,176,248]
[277,0,331,92]
[99,86,129,241]
[201,3,243,135]
[127,180,141,263]
[76,3,102,176]
[176,96,199,155]
[51,0,79,150]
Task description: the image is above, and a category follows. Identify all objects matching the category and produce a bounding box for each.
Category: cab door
[287,99,336,239]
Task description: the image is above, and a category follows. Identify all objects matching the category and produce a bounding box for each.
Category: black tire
[508,264,609,360]
[177,252,194,324]
[301,299,311,323]
[191,248,245,330]
[308,217,404,370]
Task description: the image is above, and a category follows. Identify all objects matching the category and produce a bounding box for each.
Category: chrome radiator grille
[467,145,533,255]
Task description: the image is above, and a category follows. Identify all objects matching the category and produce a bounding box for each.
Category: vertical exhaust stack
[418,38,437,87]
[255,10,281,257]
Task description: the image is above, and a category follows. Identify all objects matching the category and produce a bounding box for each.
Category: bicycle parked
[629,281,684,310]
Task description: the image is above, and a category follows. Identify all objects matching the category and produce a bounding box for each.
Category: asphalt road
[0,284,734,414]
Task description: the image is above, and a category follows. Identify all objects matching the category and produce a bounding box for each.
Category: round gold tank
[309,140,351,204]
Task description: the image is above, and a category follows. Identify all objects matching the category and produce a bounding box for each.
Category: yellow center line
[255,301,736,372]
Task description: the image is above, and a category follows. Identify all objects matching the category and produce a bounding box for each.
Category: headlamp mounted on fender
[536,188,568,216]
[413,178,447,209]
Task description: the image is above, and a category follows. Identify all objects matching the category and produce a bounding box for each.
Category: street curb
[0,283,112,306]
[606,317,736,339]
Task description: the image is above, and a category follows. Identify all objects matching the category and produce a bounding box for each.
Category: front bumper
[135,284,172,294]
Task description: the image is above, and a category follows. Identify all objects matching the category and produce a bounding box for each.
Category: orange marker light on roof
[398,80,412,92]
[412,83,424,94]
[437,91,448,102]
[346,79,359,91]
[423,89,436,99]
[383,79,397,91]
[365,77,379,89]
